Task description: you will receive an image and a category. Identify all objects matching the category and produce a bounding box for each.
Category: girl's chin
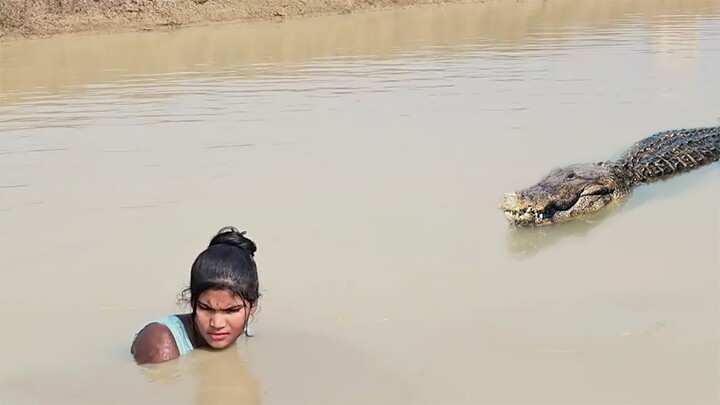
[204,335,236,349]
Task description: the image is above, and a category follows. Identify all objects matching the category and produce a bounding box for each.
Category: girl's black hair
[181,226,260,311]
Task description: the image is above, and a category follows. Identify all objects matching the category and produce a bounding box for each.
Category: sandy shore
[0,0,480,40]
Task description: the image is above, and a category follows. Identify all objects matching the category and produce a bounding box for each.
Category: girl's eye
[197,303,244,313]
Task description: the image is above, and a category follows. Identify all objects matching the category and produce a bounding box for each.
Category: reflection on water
[140,348,261,404]
[505,197,629,259]
[3,344,261,404]
[1,0,719,105]
[191,349,261,405]
[1,0,719,404]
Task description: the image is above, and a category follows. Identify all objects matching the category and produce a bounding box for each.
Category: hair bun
[209,226,257,255]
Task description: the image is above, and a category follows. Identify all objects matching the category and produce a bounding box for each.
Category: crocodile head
[499,162,625,227]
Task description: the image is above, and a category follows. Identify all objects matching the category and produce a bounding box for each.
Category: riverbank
[0,0,479,41]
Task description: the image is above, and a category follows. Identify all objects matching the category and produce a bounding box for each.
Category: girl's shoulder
[131,315,192,364]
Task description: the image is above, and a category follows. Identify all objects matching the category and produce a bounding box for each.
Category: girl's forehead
[198,289,244,305]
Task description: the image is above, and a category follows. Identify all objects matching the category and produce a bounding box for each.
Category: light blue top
[152,315,194,356]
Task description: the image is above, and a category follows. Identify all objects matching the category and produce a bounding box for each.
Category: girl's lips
[208,332,229,341]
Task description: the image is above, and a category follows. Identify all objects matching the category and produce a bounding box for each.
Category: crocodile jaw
[499,192,558,227]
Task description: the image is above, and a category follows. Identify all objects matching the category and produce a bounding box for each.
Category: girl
[131,226,260,364]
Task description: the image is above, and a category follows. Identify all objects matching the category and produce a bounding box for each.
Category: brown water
[1,0,719,404]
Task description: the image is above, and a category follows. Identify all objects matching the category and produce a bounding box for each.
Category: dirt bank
[0,0,478,40]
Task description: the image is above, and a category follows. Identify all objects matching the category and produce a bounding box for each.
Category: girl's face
[194,289,255,349]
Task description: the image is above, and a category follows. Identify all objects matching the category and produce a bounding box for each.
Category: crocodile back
[616,126,720,186]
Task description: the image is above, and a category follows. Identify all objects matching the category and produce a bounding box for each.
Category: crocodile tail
[616,126,720,186]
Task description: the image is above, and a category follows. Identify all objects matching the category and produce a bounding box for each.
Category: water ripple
[1,14,718,136]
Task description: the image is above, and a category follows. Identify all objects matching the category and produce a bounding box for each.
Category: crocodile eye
[567,173,576,179]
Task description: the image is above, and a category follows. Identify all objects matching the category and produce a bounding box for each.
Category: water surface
[1,0,719,403]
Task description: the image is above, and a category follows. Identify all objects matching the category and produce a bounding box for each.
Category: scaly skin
[499,126,720,227]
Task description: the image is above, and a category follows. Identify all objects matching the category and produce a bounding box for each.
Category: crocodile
[499,126,720,227]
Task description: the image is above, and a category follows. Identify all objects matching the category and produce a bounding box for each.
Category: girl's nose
[209,313,226,328]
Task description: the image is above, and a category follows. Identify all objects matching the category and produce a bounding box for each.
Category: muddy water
[1,0,719,404]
